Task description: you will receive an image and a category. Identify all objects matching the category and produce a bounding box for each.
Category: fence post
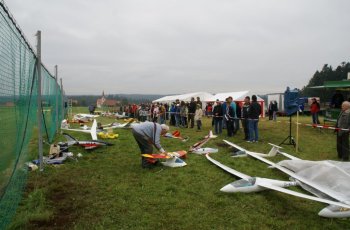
[36,30,43,171]
[55,65,59,133]
[60,78,64,120]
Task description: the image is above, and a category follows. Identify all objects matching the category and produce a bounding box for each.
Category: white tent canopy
[153,92,213,104]
[205,91,264,102]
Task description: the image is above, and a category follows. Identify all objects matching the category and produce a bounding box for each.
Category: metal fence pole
[55,65,59,133]
[36,30,43,171]
[60,78,64,120]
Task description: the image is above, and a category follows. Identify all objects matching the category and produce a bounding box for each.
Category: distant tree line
[68,94,165,106]
[300,62,350,102]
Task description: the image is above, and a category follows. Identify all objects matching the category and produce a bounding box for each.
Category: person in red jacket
[310,98,320,124]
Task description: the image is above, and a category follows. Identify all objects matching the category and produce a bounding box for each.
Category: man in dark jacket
[234,101,241,133]
[241,96,250,140]
[336,101,350,161]
[248,95,261,142]
[224,98,235,137]
[188,97,197,128]
[213,99,223,135]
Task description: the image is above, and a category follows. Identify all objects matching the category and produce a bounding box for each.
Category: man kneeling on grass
[132,122,169,168]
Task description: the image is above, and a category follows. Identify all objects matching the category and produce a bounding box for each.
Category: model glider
[101,119,135,129]
[62,133,113,150]
[163,130,189,142]
[222,140,350,218]
[62,119,98,140]
[189,130,217,152]
[192,147,218,155]
[97,131,119,139]
[68,118,89,124]
[223,140,299,159]
[142,151,187,168]
[115,112,128,119]
[142,150,187,159]
[71,113,99,122]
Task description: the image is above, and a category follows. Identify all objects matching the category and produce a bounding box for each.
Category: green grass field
[8,107,350,229]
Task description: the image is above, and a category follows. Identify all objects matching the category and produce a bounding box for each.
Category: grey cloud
[4,0,350,95]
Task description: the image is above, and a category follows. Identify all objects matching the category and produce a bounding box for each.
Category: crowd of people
[128,94,350,168]
[122,95,262,142]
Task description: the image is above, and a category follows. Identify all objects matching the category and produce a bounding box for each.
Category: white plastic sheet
[278,160,350,202]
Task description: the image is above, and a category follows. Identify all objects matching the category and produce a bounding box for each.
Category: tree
[300,62,350,102]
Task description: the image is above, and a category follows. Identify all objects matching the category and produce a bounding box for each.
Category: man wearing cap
[132,122,169,168]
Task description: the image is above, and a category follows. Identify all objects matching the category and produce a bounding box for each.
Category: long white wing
[256,178,350,209]
[205,153,252,181]
[61,119,98,140]
[224,140,278,157]
[61,128,91,134]
[207,152,350,209]
[224,140,347,203]
[223,140,247,152]
[277,150,300,160]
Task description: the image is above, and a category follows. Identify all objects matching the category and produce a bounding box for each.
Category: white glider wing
[206,153,350,210]
[206,153,251,180]
[61,119,98,140]
[224,140,279,157]
[256,178,350,209]
[224,140,348,204]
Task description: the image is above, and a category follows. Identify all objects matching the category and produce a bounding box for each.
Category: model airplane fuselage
[62,133,113,150]
[189,130,217,152]
[142,151,187,168]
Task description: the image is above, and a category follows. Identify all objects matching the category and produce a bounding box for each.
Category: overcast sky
[4,0,350,95]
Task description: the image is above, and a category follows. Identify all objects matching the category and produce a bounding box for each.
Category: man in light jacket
[132,122,169,168]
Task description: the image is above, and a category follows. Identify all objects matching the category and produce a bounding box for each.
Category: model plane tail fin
[62,133,78,146]
[267,143,282,157]
[209,130,217,138]
[90,119,98,140]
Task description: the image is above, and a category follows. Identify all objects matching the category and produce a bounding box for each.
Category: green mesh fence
[0,2,63,228]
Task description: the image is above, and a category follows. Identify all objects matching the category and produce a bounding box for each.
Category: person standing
[221,99,227,129]
[268,101,273,120]
[159,103,166,124]
[272,101,278,121]
[310,98,320,125]
[194,104,203,131]
[196,97,202,108]
[207,103,213,117]
[152,104,159,123]
[164,103,169,121]
[213,99,223,135]
[88,104,96,115]
[175,102,181,127]
[248,95,261,143]
[188,97,196,128]
[336,101,350,161]
[180,101,188,128]
[132,122,169,168]
[234,101,241,133]
[224,99,235,137]
[170,102,176,126]
[227,97,237,133]
[241,96,250,140]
